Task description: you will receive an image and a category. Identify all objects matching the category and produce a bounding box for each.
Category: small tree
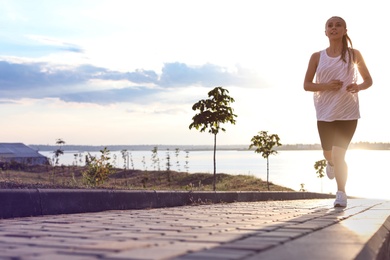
[53,138,65,166]
[73,153,78,166]
[151,146,159,170]
[189,86,237,191]
[249,131,282,191]
[121,149,129,170]
[175,148,180,172]
[165,148,171,171]
[129,152,135,170]
[166,148,172,183]
[314,159,326,193]
[82,147,113,187]
[184,150,190,173]
[51,138,65,183]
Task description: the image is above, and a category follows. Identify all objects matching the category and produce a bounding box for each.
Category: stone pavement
[0,198,389,260]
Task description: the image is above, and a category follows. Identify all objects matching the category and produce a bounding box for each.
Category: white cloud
[0,0,388,145]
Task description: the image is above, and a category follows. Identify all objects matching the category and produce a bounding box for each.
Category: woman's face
[325,17,347,39]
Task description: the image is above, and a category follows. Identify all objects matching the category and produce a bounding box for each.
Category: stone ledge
[0,189,335,219]
[355,215,390,260]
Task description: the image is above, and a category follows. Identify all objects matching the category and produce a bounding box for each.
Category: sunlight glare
[346,150,390,200]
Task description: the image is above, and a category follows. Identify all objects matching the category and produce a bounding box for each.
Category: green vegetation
[314,159,326,193]
[0,165,293,192]
[82,147,114,187]
[52,138,65,166]
[189,86,237,191]
[314,159,326,178]
[249,131,282,191]
[0,137,296,192]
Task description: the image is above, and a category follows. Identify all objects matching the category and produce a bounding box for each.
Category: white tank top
[314,49,359,121]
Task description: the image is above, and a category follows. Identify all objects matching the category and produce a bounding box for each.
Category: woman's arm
[303,52,343,92]
[353,49,373,92]
[345,50,373,93]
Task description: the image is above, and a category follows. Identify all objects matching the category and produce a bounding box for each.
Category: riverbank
[30,142,390,152]
[0,165,294,191]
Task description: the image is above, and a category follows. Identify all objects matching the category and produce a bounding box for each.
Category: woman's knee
[323,150,333,162]
[332,146,347,164]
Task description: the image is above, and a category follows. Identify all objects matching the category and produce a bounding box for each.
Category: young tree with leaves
[175,148,180,172]
[53,138,65,166]
[50,138,66,183]
[82,147,114,187]
[189,86,237,191]
[151,146,159,170]
[249,131,282,191]
[120,149,129,170]
[184,150,190,173]
[314,159,326,192]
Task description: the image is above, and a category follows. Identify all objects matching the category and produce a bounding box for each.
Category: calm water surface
[40,149,390,200]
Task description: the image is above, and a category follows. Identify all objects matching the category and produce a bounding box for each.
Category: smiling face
[325,17,347,39]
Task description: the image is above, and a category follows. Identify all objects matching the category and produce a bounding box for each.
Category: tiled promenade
[0,198,389,260]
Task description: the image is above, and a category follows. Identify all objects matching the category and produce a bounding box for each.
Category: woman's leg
[323,150,333,165]
[332,146,348,192]
[317,121,334,165]
[318,120,357,192]
[332,120,358,193]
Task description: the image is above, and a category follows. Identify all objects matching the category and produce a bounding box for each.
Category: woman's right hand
[328,80,343,90]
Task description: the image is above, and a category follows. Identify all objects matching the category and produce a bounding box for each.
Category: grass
[0,165,294,192]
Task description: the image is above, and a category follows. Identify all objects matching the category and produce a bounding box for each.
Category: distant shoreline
[29,142,390,152]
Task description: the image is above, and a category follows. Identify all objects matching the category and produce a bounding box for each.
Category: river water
[40,149,390,200]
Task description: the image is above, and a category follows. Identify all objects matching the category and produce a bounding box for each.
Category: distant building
[0,143,49,165]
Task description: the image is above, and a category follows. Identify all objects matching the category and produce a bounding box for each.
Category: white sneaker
[326,163,335,180]
[334,191,347,207]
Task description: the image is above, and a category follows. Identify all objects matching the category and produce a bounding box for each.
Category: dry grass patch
[0,165,294,191]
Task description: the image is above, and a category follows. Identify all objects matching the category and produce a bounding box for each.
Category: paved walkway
[0,198,389,260]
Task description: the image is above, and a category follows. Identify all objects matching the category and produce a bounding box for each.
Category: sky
[0,0,389,146]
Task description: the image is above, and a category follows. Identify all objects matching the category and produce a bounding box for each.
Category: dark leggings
[317,120,358,150]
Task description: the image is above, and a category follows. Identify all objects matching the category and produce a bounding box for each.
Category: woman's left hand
[346,83,360,93]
